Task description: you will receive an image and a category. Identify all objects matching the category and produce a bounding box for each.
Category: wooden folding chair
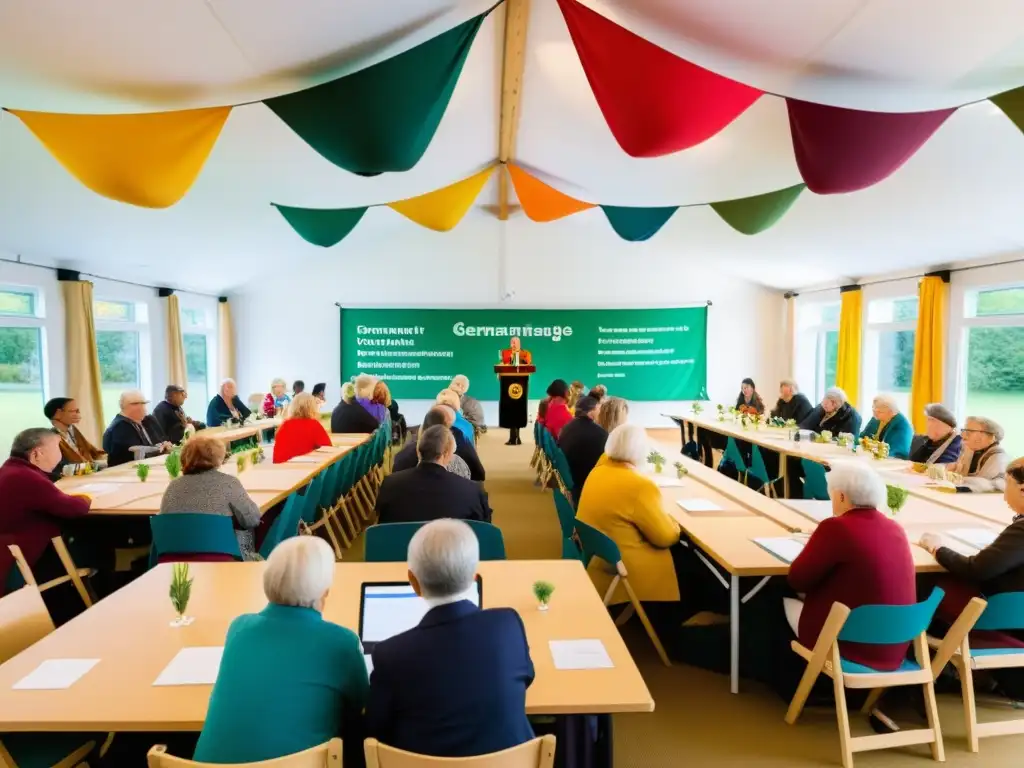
[148,738,342,767]
[785,588,946,767]
[364,735,555,768]
[6,538,94,609]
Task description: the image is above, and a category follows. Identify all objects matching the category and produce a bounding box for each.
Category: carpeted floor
[359,430,1024,766]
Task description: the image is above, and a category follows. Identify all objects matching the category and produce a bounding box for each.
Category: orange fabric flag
[506,164,595,222]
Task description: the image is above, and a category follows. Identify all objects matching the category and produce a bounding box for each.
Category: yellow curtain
[60,279,105,438]
[835,286,863,407]
[165,293,187,387]
[218,298,236,382]
[910,274,949,432]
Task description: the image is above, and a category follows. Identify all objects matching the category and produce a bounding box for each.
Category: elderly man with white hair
[206,378,251,428]
[366,519,535,758]
[770,379,814,423]
[858,393,913,458]
[947,415,1009,492]
[102,389,173,466]
[449,374,485,436]
[798,386,862,436]
[193,537,368,764]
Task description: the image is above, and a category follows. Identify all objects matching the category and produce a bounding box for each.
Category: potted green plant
[886,485,910,517]
[236,453,248,473]
[691,402,704,416]
[716,404,726,422]
[169,562,195,627]
[136,462,150,482]
[532,580,555,611]
[740,413,749,430]
[250,448,261,467]
[165,450,182,479]
[673,461,688,479]
[647,450,666,473]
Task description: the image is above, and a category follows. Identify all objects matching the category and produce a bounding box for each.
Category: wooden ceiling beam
[497,0,530,221]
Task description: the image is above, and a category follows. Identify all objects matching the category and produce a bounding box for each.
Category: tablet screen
[359,578,482,653]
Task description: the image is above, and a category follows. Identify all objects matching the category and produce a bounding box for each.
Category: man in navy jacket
[365,519,534,757]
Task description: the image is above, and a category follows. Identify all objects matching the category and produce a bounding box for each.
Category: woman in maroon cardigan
[787,462,917,672]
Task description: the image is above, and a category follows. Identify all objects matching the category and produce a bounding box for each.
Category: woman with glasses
[948,416,1009,492]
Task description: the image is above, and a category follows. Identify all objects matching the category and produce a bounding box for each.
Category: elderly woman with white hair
[193,537,368,764]
[947,415,1009,492]
[798,386,862,436]
[858,393,913,458]
[770,379,813,423]
[449,374,485,436]
[261,377,291,417]
[206,378,252,428]
[354,373,387,424]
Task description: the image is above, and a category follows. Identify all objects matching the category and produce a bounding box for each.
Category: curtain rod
[792,256,1024,296]
[0,256,220,298]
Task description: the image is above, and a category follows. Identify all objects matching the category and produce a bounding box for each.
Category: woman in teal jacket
[859,394,913,459]
[193,537,368,765]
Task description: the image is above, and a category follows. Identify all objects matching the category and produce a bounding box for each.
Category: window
[863,296,917,414]
[795,300,840,403]
[95,299,148,422]
[0,287,46,459]
[180,305,216,422]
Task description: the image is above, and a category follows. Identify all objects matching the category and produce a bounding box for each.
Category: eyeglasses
[960,428,992,435]
[128,401,148,406]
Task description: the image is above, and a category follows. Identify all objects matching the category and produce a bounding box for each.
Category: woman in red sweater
[272,393,332,464]
[543,379,572,439]
[787,461,916,672]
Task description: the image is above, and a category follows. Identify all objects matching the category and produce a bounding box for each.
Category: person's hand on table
[68,492,93,503]
[159,441,174,453]
[919,532,943,555]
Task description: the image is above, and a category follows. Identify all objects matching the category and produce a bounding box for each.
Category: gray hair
[779,379,799,392]
[872,393,900,414]
[450,375,470,395]
[966,415,1005,443]
[270,377,286,389]
[262,536,335,609]
[354,373,376,399]
[826,461,887,510]
[340,382,355,403]
[422,407,451,429]
[823,387,847,407]
[10,427,58,459]
[220,378,236,393]
[417,424,454,463]
[605,423,649,467]
[408,519,479,598]
[118,389,146,411]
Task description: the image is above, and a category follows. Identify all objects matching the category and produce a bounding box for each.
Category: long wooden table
[0,561,653,732]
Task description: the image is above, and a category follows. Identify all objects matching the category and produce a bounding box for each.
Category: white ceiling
[0,0,1023,294]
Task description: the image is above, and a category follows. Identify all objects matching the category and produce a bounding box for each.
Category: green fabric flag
[600,205,679,242]
[263,12,487,175]
[992,86,1024,133]
[709,183,806,235]
[273,204,368,247]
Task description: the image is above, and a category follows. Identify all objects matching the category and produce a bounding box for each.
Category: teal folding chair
[785,588,946,767]
[364,521,507,562]
[748,445,782,497]
[149,514,243,567]
[574,519,670,666]
[718,437,748,482]
[800,459,830,500]
[552,489,582,560]
[258,490,305,559]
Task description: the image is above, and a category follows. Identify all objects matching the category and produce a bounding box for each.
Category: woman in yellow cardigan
[576,424,682,607]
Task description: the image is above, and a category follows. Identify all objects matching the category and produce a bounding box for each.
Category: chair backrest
[318,462,341,509]
[574,519,622,571]
[364,735,555,768]
[800,459,830,501]
[552,489,577,539]
[300,474,326,526]
[148,738,342,767]
[149,514,243,565]
[720,437,747,473]
[839,588,945,645]
[365,521,507,563]
[259,491,305,559]
[0,585,54,664]
[974,591,1024,631]
[747,445,770,485]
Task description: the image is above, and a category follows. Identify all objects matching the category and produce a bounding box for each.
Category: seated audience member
[312,382,327,404]
[798,387,862,436]
[450,374,485,435]
[859,394,913,459]
[437,388,474,443]
[273,394,332,464]
[207,378,252,428]
[193,537,368,764]
[392,408,472,480]
[367,519,533,757]
[374,381,406,442]
[536,397,550,428]
[355,374,386,423]
[330,382,379,434]
[588,384,608,402]
[557,396,607,494]
[292,380,305,396]
[770,379,813,423]
[0,428,91,591]
[153,385,206,445]
[428,405,484,481]
[787,462,916,673]
[543,379,572,439]
[595,395,629,434]
[159,435,261,561]
[576,424,683,621]
[103,390,173,467]
[262,378,291,417]
[736,378,765,415]
[45,396,106,469]
[374,426,491,524]
[948,416,1009,492]
[910,403,962,465]
[567,380,585,410]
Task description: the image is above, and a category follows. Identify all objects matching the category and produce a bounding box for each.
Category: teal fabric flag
[273,204,368,247]
[600,205,678,242]
[709,183,806,235]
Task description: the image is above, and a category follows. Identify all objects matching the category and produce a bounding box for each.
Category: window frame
[795,296,841,404]
[0,283,49,460]
[178,302,218,420]
[93,295,152,415]
[861,294,918,413]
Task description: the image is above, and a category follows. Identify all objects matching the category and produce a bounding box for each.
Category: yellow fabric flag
[388,167,493,231]
[910,275,948,432]
[835,287,863,408]
[10,106,231,208]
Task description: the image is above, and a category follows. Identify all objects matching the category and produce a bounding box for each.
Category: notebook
[753,537,806,564]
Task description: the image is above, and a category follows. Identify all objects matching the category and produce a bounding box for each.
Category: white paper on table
[287,455,323,463]
[12,658,100,690]
[549,639,614,670]
[947,528,999,551]
[939,538,978,557]
[69,482,120,496]
[314,447,337,453]
[753,537,806,564]
[152,647,224,686]
[780,499,832,523]
[649,475,684,487]
[676,498,722,512]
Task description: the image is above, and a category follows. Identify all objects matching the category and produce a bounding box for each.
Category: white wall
[233,214,787,426]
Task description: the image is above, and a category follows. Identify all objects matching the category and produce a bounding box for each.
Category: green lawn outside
[0,386,133,458]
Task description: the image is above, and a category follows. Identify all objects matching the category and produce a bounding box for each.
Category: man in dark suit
[366,519,534,757]
[102,390,173,466]
[330,388,379,434]
[152,385,206,445]
[375,426,491,524]
[557,395,607,495]
[393,407,485,482]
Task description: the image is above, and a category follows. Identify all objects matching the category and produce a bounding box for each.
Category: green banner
[340,307,708,401]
